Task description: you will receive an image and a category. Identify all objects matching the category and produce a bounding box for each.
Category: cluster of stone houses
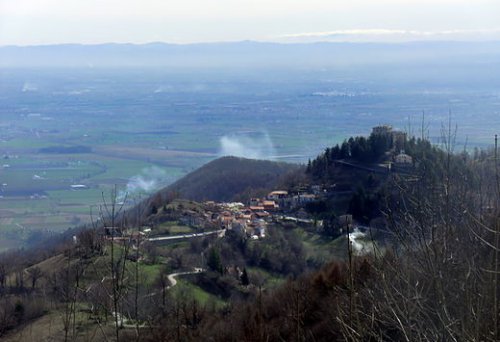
[176,189,321,239]
[177,202,268,239]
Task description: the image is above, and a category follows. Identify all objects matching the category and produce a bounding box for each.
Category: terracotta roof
[262,200,276,206]
[268,190,288,196]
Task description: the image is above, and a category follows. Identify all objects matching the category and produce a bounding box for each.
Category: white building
[395,150,413,164]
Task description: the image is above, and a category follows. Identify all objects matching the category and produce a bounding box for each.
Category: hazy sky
[1,0,499,45]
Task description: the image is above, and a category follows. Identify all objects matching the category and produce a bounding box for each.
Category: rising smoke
[22,82,38,92]
[118,166,168,201]
[348,228,374,256]
[219,133,276,160]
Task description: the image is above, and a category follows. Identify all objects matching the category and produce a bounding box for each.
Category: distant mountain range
[1,41,500,69]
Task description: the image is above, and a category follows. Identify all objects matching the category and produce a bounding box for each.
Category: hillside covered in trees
[158,156,302,203]
[0,132,499,341]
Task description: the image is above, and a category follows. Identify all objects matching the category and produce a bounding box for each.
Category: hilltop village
[141,189,324,241]
[197,188,321,230]
[117,125,414,243]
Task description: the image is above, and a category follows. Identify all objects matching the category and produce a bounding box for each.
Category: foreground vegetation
[0,130,499,341]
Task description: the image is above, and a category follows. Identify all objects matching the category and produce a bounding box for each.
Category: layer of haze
[1,0,500,45]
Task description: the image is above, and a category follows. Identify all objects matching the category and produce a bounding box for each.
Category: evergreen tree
[207,247,223,274]
[241,267,250,286]
[151,204,158,215]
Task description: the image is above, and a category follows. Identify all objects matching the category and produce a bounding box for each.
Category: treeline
[305,132,472,222]
[306,133,393,180]
[38,145,92,154]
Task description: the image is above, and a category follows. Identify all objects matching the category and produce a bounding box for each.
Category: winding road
[166,267,204,288]
[147,229,225,242]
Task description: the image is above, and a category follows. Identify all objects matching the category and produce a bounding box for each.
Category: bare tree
[0,263,6,290]
[100,187,128,342]
[27,266,43,289]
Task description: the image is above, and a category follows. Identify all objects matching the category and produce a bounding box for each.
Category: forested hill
[157,156,302,203]
[1,133,499,341]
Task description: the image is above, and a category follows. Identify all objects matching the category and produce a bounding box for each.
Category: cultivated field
[1,67,499,249]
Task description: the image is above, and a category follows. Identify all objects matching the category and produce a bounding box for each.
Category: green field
[0,124,207,248]
[172,279,226,307]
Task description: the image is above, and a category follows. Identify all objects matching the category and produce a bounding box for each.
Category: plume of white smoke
[219,133,276,160]
[153,85,173,93]
[348,228,374,256]
[22,82,38,92]
[117,166,167,201]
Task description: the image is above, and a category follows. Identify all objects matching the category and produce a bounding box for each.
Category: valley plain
[1,42,500,249]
